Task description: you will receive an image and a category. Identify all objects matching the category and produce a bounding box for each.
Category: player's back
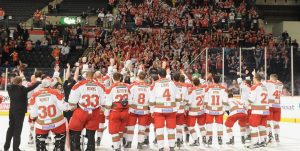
[150,78,179,113]
[265,80,283,108]
[106,82,130,110]
[249,83,269,115]
[129,81,150,114]
[152,78,177,103]
[228,97,247,116]
[29,88,66,130]
[205,83,228,115]
[69,79,106,112]
[188,85,206,115]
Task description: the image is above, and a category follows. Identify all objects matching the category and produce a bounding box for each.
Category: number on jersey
[115,94,128,102]
[211,95,220,106]
[82,94,100,108]
[273,90,281,99]
[261,93,268,104]
[138,93,145,104]
[163,89,171,101]
[38,105,56,119]
[196,96,203,106]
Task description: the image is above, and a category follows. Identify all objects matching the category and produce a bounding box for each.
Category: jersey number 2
[196,96,203,106]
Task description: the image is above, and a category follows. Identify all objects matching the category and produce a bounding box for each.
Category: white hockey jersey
[149,78,180,113]
[204,84,228,115]
[187,85,206,116]
[29,88,67,130]
[228,98,247,116]
[265,80,283,108]
[105,82,130,114]
[128,81,150,115]
[248,83,269,115]
[68,80,106,113]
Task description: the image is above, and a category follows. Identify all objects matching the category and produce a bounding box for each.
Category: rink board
[1,91,300,123]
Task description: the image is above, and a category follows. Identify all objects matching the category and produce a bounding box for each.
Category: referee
[4,75,41,151]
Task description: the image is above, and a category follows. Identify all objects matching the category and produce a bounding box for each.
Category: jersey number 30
[38,105,56,118]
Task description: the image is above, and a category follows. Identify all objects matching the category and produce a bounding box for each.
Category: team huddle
[26,66,283,151]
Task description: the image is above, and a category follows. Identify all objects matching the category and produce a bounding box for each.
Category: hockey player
[225,92,248,145]
[125,71,150,149]
[204,75,228,146]
[186,77,207,146]
[237,77,252,141]
[246,74,269,148]
[180,75,192,144]
[29,78,69,151]
[68,71,106,151]
[94,70,112,146]
[173,72,188,148]
[265,74,283,143]
[146,74,159,146]
[104,72,130,151]
[149,69,181,151]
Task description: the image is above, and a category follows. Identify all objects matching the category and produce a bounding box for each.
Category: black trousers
[4,111,25,151]
[63,110,73,122]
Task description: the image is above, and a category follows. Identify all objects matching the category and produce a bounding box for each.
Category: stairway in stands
[0,0,48,27]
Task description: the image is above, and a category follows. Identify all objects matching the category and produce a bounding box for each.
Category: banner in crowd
[0,90,300,122]
[59,16,82,25]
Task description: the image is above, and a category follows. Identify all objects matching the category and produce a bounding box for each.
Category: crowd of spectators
[0,0,299,95]
[81,0,299,94]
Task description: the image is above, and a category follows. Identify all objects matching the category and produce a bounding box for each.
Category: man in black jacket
[4,76,41,151]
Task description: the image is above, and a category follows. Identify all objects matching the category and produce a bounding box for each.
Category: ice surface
[0,116,299,151]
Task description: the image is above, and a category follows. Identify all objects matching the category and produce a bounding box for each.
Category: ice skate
[190,138,200,146]
[218,136,223,145]
[176,138,183,148]
[124,141,131,148]
[226,136,234,145]
[96,137,101,146]
[275,134,280,142]
[207,136,212,146]
[28,134,34,145]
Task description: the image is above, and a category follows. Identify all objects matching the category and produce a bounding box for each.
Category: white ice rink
[0,116,300,151]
